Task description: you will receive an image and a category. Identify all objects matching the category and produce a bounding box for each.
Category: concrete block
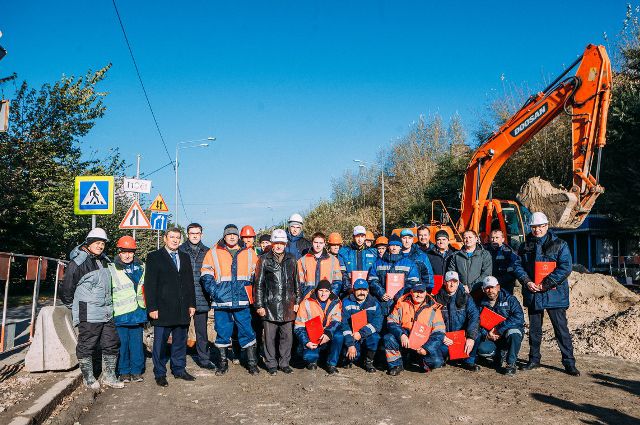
[24,306,77,372]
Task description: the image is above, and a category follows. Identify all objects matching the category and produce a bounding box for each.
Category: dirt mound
[517,177,582,228]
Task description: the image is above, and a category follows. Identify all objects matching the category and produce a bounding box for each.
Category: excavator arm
[457,44,612,233]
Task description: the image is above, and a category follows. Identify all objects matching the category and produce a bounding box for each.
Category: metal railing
[0,252,68,354]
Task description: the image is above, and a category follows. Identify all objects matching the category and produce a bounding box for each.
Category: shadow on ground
[531,393,640,425]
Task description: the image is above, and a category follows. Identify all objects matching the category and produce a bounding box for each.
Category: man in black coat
[145,228,196,387]
[426,230,456,277]
[179,222,214,370]
[254,229,301,375]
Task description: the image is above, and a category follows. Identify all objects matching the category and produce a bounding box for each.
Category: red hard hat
[240,225,256,237]
[116,235,137,250]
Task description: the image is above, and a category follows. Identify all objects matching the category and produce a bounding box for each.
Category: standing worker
[426,230,456,277]
[448,230,493,296]
[327,232,343,258]
[145,228,196,387]
[513,212,580,376]
[484,229,520,294]
[285,213,312,260]
[416,225,434,252]
[400,228,435,292]
[374,236,388,259]
[61,228,123,390]
[201,224,260,375]
[257,234,271,255]
[298,232,342,297]
[365,231,375,248]
[338,226,377,296]
[179,223,215,370]
[241,225,259,254]
[110,236,147,383]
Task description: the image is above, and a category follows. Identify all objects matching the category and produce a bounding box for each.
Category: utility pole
[133,154,141,240]
[381,170,386,236]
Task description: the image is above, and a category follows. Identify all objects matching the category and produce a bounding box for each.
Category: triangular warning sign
[119,200,151,229]
[81,183,107,206]
[149,194,169,212]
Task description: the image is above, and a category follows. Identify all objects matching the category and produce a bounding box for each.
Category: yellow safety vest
[108,263,146,317]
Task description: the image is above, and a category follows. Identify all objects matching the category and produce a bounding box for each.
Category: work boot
[565,365,581,376]
[246,345,260,375]
[216,346,229,376]
[101,355,125,389]
[306,362,318,370]
[364,351,376,373]
[326,365,339,375]
[504,364,517,376]
[388,366,403,376]
[78,357,100,391]
[520,361,541,371]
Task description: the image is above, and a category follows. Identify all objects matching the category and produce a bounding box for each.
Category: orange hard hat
[374,236,388,247]
[116,235,137,250]
[365,231,375,241]
[240,225,256,237]
[327,232,343,245]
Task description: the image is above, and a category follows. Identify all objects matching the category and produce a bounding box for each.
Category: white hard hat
[482,276,499,289]
[86,227,108,242]
[353,225,366,236]
[530,212,549,226]
[288,213,304,225]
[271,229,288,243]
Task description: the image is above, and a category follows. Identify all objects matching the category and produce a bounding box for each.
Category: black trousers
[193,311,210,363]
[262,320,293,369]
[528,308,575,367]
[76,320,120,358]
[152,325,188,378]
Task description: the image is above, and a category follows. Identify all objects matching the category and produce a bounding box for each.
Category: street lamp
[175,137,215,230]
[353,159,386,236]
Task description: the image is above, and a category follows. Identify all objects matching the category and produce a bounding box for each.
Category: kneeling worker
[341,279,383,372]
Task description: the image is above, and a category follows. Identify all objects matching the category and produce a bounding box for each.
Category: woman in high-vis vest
[110,236,148,383]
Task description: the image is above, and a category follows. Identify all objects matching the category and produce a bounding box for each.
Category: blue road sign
[74,176,114,215]
[150,212,169,231]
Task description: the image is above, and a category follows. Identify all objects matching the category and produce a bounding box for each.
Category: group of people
[61,210,580,390]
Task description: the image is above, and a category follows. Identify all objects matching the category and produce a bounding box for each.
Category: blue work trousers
[213,308,256,348]
[116,324,145,375]
[303,332,344,367]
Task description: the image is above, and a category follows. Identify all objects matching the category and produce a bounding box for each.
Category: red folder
[386,273,405,298]
[351,270,368,286]
[351,310,368,333]
[446,330,469,360]
[535,261,556,285]
[431,275,444,295]
[408,321,432,350]
[245,285,254,304]
[305,316,324,344]
[479,307,506,331]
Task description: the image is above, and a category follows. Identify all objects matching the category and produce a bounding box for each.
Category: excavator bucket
[517,177,590,229]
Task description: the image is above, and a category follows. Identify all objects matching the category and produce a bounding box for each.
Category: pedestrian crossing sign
[119,200,151,229]
[149,194,169,212]
[74,176,114,215]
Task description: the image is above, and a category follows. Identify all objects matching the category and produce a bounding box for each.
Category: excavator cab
[478,200,530,251]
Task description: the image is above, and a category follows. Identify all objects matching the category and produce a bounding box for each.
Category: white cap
[444,271,459,282]
[482,276,499,289]
[530,212,549,226]
[86,228,108,242]
[288,213,304,225]
[353,225,366,236]
[271,229,288,243]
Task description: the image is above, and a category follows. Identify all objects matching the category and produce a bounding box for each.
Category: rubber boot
[78,357,100,390]
[216,346,229,376]
[246,345,260,375]
[101,354,125,389]
[364,350,377,373]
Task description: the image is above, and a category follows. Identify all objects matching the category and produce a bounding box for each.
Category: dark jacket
[341,294,384,347]
[285,231,312,260]
[434,284,480,340]
[402,245,434,290]
[254,250,301,322]
[179,241,210,313]
[417,242,435,253]
[426,246,456,277]
[144,248,196,327]
[478,289,525,335]
[448,246,493,292]
[513,231,572,310]
[338,243,378,293]
[484,243,519,293]
[61,245,109,307]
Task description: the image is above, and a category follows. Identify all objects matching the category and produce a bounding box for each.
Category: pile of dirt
[517,177,581,228]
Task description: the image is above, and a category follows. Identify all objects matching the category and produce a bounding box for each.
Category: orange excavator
[395,44,612,250]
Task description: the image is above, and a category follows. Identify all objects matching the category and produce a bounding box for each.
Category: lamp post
[353,159,386,235]
[175,137,215,230]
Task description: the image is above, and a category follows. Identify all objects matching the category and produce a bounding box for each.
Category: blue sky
[2,1,629,244]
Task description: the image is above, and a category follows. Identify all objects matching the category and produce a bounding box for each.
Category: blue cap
[412,283,427,292]
[400,228,414,237]
[353,279,369,290]
[388,234,402,247]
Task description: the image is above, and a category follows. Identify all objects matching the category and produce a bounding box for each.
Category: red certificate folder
[386,273,405,298]
[446,330,469,360]
[351,310,368,333]
[245,285,254,304]
[535,261,556,285]
[351,270,368,286]
[431,275,444,295]
[305,316,324,344]
[479,307,506,331]
[408,321,432,350]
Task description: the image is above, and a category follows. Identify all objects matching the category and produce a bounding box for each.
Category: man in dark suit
[145,227,197,387]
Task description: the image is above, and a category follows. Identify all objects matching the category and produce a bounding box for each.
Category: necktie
[170,252,178,268]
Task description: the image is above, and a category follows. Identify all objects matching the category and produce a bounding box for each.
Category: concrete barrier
[24,306,77,372]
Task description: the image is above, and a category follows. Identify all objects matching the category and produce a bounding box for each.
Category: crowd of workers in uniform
[60,210,580,389]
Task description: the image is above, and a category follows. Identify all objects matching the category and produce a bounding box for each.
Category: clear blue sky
[2,1,628,244]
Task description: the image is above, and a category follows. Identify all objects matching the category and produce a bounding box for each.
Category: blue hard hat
[388,234,402,247]
[353,279,369,290]
[400,228,414,237]
[412,283,427,292]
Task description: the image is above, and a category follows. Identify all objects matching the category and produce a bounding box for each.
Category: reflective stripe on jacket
[108,263,146,317]
[200,244,257,309]
[387,293,446,340]
[294,292,342,345]
[341,294,383,347]
[297,252,342,297]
